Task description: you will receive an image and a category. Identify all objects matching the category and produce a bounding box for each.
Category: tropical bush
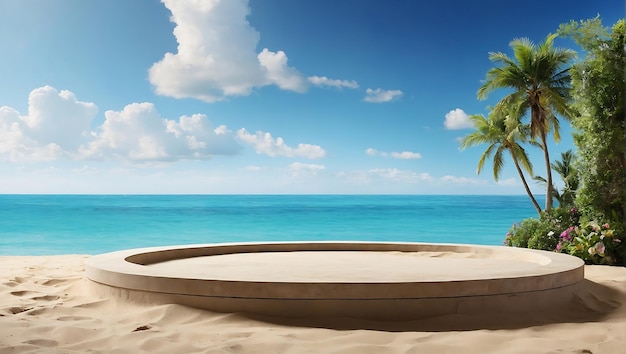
[506,207,625,265]
[504,207,580,251]
[465,17,625,265]
[559,18,626,233]
[556,220,625,265]
[505,218,541,249]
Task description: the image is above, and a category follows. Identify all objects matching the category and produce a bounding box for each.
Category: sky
[0,0,623,194]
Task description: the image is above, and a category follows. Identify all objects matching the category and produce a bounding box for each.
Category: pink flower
[556,242,562,251]
[560,227,575,241]
[603,223,610,230]
[595,242,606,256]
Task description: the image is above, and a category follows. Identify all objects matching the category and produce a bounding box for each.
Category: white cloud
[441,175,487,185]
[149,0,307,102]
[237,128,326,159]
[23,86,98,150]
[0,86,98,161]
[417,172,435,182]
[390,151,422,160]
[496,177,518,187]
[257,49,307,92]
[365,148,379,156]
[81,103,241,162]
[367,168,431,183]
[287,162,326,176]
[0,86,243,163]
[366,148,421,159]
[363,88,403,103]
[444,108,473,130]
[308,76,359,89]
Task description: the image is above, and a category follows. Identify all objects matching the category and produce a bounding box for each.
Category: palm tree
[533,149,579,208]
[477,33,576,211]
[461,110,542,214]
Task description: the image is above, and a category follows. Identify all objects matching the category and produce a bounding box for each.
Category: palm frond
[476,143,497,175]
[492,145,505,181]
[509,143,534,175]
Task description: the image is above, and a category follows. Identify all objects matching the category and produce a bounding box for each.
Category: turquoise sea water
[0,195,544,256]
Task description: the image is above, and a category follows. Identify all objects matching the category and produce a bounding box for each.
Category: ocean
[0,194,543,256]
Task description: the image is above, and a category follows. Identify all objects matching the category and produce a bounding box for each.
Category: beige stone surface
[84,242,584,319]
[147,251,551,282]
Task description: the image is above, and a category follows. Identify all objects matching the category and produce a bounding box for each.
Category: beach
[1,255,625,353]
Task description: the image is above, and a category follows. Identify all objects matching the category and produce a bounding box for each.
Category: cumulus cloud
[23,86,98,150]
[237,128,326,159]
[363,88,403,103]
[0,86,98,161]
[365,148,421,159]
[81,103,241,162]
[149,0,307,102]
[308,76,359,89]
[444,108,473,130]
[257,49,307,92]
[0,86,243,163]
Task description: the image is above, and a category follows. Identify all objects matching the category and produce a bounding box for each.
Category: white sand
[1,255,625,353]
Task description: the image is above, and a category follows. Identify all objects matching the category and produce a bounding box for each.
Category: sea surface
[0,194,544,256]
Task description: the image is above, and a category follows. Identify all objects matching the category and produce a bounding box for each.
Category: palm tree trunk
[510,151,542,215]
[541,132,554,211]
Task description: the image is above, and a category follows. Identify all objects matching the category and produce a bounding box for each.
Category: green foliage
[501,17,626,266]
[505,218,541,248]
[506,207,626,265]
[478,33,576,211]
[461,110,542,214]
[527,227,560,251]
[550,150,579,207]
[504,207,580,251]
[558,18,626,227]
[534,150,580,208]
[557,220,625,265]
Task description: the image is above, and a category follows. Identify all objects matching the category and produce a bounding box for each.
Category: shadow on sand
[242,279,623,332]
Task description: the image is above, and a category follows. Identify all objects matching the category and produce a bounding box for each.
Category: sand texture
[1,255,625,353]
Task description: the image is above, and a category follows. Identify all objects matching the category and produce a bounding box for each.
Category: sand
[145,251,553,281]
[1,255,625,353]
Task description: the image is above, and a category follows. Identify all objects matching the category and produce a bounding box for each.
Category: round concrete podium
[85,242,584,320]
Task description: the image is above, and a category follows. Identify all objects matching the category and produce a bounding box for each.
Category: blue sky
[0,0,622,194]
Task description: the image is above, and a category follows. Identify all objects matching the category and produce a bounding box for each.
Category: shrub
[505,207,580,251]
[506,206,625,265]
[505,218,540,248]
[557,220,625,265]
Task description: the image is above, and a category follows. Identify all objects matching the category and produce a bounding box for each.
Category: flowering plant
[556,221,623,265]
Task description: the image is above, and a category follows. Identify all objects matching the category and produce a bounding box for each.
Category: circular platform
[85,242,585,320]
